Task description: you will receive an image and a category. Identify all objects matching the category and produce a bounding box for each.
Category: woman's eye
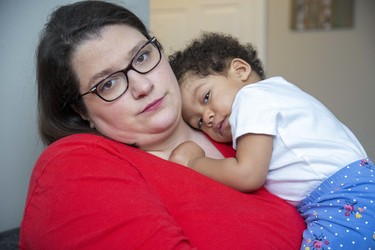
[197,118,203,129]
[134,51,149,65]
[98,78,117,93]
[203,91,210,104]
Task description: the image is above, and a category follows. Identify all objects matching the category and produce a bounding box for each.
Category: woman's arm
[20,137,196,250]
[170,133,273,192]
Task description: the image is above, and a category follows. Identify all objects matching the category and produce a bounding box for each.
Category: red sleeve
[19,135,196,250]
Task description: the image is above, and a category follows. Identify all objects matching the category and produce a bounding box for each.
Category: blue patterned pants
[297,159,375,250]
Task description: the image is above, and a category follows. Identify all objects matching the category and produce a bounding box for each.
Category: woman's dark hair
[37,0,151,145]
[169,32,265,83]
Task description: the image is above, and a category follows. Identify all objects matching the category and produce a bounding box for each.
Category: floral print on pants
[297,159,375,250]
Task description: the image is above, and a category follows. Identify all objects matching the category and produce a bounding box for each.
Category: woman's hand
[169,141,205,167]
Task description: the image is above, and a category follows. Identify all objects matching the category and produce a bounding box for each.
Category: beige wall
[267,0,375,158]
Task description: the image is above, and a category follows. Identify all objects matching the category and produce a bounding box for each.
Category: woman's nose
[127,71,154,99]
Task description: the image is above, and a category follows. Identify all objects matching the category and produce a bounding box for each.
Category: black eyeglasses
[79,37,162,102]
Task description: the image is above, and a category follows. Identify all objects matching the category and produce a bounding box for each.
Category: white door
[150,0,267,63]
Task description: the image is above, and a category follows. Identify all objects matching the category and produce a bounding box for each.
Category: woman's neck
[145,119,223,160]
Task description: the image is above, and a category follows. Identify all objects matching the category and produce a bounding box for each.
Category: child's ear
[229,58,251,82]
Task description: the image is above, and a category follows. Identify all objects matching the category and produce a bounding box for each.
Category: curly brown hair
[168,32,265,83]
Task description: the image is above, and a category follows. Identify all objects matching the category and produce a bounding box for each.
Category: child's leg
[297,159,375,250]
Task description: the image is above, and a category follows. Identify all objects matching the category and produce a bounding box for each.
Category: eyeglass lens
[91,38,161,102]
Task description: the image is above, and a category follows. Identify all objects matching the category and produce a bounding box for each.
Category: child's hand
[169,141,205,167]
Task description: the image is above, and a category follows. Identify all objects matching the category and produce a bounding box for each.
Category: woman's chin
[150,113,180,133]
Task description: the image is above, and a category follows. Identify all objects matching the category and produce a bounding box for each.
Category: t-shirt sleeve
[230,87,279,149]
[19,142,196,250]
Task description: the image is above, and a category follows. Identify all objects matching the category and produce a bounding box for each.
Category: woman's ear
[229,58,251,82]
[71,103,95,128]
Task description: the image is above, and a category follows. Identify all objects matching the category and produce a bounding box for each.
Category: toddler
[169,32,374,249]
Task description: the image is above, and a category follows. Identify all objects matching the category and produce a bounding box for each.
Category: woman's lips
[141,96,164,113]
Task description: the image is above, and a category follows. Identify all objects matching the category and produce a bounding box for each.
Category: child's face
[180,73,244,143]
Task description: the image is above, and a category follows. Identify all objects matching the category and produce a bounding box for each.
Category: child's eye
[197,118,203,130]
[203,91,210,104]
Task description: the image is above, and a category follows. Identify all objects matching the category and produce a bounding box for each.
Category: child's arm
[170,134,273,193]
[169,141,206,167]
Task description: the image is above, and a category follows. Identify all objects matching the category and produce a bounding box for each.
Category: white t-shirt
[229,77,367,205]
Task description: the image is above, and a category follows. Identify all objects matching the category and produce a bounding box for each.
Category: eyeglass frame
[78,37,162,102]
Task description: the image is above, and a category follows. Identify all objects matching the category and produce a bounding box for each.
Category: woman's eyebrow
[87,39,148,86]
[89,69,114,87]
[128,39,148,59]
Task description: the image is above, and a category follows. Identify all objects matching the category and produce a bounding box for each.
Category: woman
[19,1,305,249]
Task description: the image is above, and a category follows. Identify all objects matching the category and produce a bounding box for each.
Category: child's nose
[203,110,214,127]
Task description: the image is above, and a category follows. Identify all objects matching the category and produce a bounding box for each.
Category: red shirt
[19,134,305,249]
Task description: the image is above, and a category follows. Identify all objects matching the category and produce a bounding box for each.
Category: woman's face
[71,25,182,149]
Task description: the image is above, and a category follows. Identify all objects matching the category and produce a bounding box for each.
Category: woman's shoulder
[43,133,145,159]
[47,133,121,151]
[34,134,156,179]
